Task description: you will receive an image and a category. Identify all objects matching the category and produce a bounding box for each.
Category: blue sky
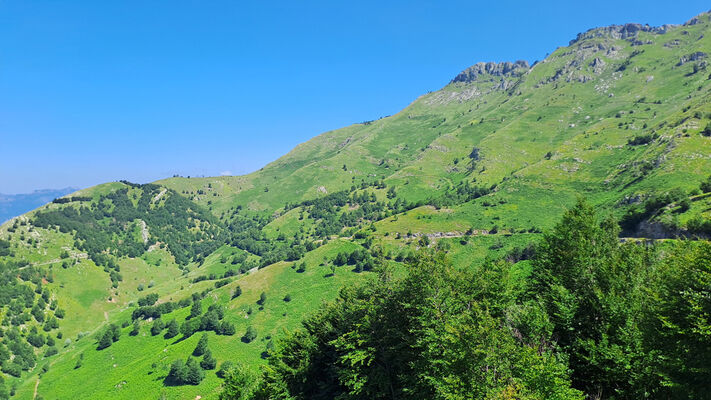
[1,1,709,193]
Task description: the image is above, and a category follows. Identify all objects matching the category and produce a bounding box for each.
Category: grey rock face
[590,57,606,68]
[451,60,530,83]
[677,51,708,66]
[569,23,674,45]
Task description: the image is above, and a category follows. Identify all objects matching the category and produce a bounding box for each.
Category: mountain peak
[451,60,530,84]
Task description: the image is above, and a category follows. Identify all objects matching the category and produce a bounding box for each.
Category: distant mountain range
[0,188,77,222]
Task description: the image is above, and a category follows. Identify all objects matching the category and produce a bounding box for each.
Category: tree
[296,262,306,273]
[218,321,236,336]
[181,319,199,338]
[130,320,140,336]
[387,186,396,199]
[151,318,165,336]
[193,333,208,356]
[185,357,205,385]
[232,286,242,299]
[242,326,257,343]
[700,175,711,193]
[219,363,257,400]
[200,349,217,370]
[109,323,120,342]
[264,340,275,358]
[190,300,202,319]
[283,293,292,302]
[199,311,220,332]
[1,363,21,378]
[167,359,187,384]
[334,252,347,266]
[644,241,711,398]
[97,329,113,350]
[257,292,267,305]
[27,332,45,348]
[165,319,179,338]
[216,361,234,379]
[531,198,649,396]
[702,122,711,137]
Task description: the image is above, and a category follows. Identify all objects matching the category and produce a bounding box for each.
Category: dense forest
[220,200,711,400]
[33,183,224,269]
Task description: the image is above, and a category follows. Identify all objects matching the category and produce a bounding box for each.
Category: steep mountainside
[0,10,710,400]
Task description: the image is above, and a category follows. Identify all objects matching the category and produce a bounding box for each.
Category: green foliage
[166,357,205,386]
[252,251,582,399]
[193,333,208,356]
[627,133,658,146]
[700,174,711,193]
[97,329,114,350]
[33,184,223,267]
[242,326,257,343]
[190,300,202,319]
[151,318,166,336]
[216,361,234,379]
[219,363,257,400]
[531,199,651,395]
[643,241,711,398]
[200,349,216,370]
[184,357,205,385]
[137,293,159,307]
[166,359,187,385]
[164,319,179,338]
[130,320,140,336]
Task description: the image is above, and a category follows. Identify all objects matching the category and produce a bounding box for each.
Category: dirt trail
[33,377,39,399]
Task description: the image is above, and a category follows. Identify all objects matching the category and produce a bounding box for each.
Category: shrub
[242,326,257,343]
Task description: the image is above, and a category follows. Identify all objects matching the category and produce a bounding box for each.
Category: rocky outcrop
[569,23,674,45]
[677,51,708,66]
[451,60,530,83]
[590,57,606,74]
[684,10,710,26]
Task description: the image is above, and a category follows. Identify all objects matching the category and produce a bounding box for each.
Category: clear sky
[1,1,709,193]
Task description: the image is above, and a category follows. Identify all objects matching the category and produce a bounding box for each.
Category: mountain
[0,10,710,400]
[0,188,76,224]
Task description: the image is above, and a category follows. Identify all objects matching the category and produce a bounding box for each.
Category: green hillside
[1,10,711,400]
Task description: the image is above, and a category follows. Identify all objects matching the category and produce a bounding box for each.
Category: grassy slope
[2,11,711,400]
